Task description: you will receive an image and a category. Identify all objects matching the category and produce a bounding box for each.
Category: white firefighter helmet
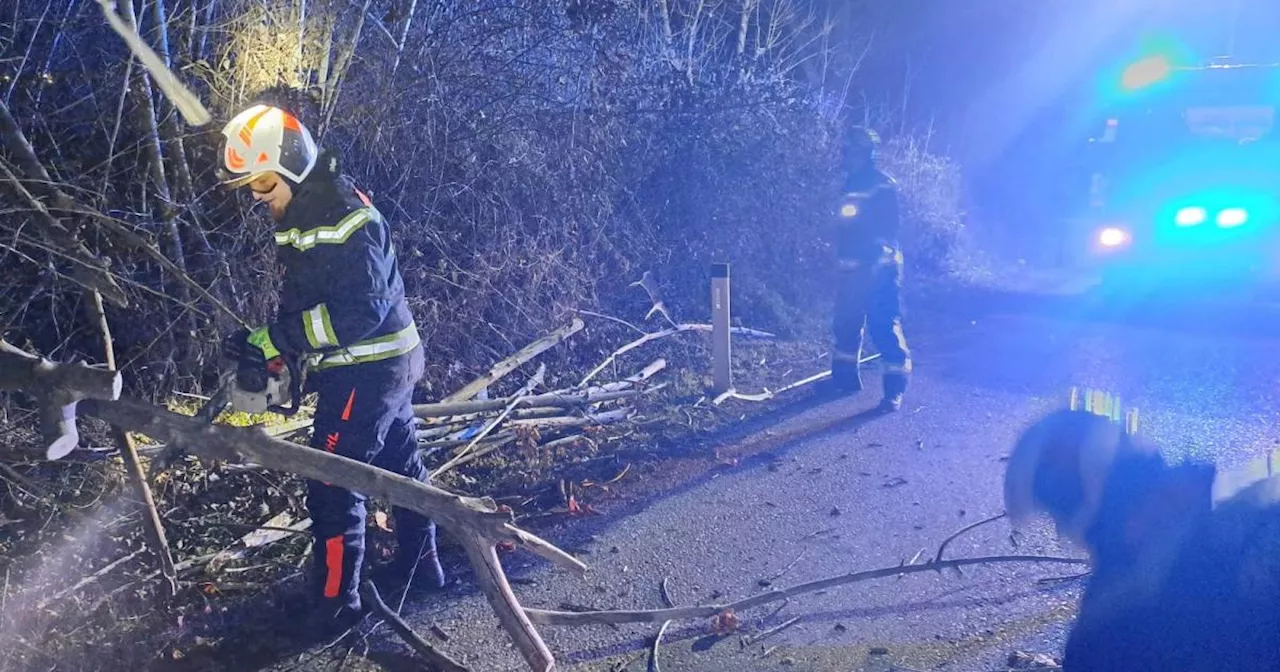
[1003,409,1152,544]
[220,104,318,187]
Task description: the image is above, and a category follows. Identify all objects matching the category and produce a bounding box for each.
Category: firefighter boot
[879,371,907,413]
[817,356,864,399]
[373,518,445,594]
[275,589,369,648]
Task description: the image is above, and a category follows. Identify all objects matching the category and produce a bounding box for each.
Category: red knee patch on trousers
[323,535,345,598]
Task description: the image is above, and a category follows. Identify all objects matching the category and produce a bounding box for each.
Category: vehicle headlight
[1217,207,1248,228]
[1098,226,1130,247]
[1175,206,1207,226]
[839,203,859,219]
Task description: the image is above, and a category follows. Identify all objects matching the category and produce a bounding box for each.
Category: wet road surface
[322,290,1280,671]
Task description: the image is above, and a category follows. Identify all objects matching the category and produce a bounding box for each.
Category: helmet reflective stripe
[221,104,318,185]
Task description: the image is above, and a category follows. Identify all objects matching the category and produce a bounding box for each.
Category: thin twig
[742,616,801,646]
[647,619,672,672]
[360,580,469,671]
[934,512,1006,563]
[659,577,675,608]
[36,548,144,608]
[765,550,808,582]
[524,555,1088,626]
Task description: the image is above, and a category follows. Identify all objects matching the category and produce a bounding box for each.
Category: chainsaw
[194,352,304,423]
[152,352,304,475]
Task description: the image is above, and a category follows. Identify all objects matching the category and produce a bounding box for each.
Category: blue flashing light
[1121,56,1172,91]
[1174,206,1207,226]
[1217,208,1249,228]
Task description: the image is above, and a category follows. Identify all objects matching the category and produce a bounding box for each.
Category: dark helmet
[843,125,881,167]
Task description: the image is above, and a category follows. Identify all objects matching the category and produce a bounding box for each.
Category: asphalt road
[315,290,1280,672]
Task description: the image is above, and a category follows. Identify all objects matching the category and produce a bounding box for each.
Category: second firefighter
[824,125,912,412]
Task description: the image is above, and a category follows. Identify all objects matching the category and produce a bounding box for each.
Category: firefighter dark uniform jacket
[1063,466,1280,671]
[264,153,420,371]
[836,168,901,269]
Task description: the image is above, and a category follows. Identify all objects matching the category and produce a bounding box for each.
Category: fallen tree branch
[415,407,568,440]
[443,318,583,403]
[418,432,514,452]
[87,292,177,597]
[416,386,650,420]
[0,339,122,459]
[457,526,557,671]
[35,548,144,609]
[508,409,632,428]
[712,355,884,405]
[579,324,775,387]
[934,512,1006,564]
[431,364,545,478]
[73,396,585,672]
[648,619,672,672]
[523,554,1086,626]
[742,616,801,646]
[208,511,312,572]
[93,0,211,126]
[424,436,517,474]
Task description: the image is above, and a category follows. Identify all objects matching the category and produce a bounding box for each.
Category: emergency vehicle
[1074,54,1280,296]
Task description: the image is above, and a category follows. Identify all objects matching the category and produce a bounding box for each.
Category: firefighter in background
[219,103,444,637]
[1004,409,1280,670]
[821,125,912,412]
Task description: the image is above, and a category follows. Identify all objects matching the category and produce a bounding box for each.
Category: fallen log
[75,396,585,672]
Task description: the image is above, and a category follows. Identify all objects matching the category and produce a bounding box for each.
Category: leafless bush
[0,0,969,395]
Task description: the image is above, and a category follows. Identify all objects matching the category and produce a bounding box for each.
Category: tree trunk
[148,0,237,332]
[120,0,198,360]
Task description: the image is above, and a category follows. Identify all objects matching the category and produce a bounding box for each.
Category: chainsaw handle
[267,354,304,417]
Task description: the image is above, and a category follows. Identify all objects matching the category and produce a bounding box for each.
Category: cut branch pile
[414,314,775,482]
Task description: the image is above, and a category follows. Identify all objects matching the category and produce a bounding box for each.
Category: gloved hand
[223,326,282,394]
[222,327,280,363]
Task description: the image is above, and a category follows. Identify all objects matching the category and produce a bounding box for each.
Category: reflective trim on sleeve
[275,207,380,251]
[302,303,339,349]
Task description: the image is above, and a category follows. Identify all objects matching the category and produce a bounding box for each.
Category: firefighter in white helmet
[1004,409,1280,670]
[219,102,443,639]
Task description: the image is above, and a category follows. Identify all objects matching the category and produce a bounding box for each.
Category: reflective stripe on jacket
[266,159,419,370]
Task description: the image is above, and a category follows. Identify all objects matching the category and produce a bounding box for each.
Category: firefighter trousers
[305,345,435,611]
[830,251,912,397]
